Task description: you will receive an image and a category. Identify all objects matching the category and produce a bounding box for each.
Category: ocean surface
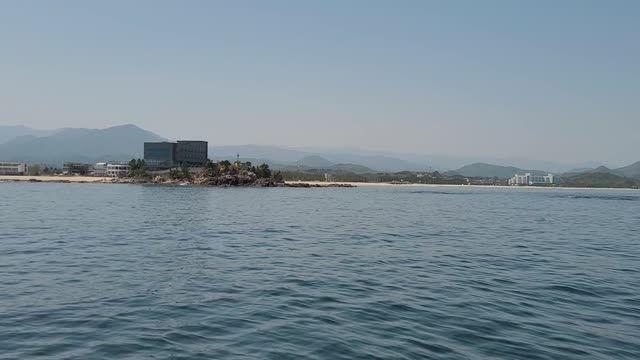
[1,182,639,360]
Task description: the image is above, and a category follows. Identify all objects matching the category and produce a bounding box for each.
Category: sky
[1,0,639,165]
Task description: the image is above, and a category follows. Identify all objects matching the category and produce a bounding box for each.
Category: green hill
[562,172,639,188]
[449,163,548,178]
[614,161,640,179]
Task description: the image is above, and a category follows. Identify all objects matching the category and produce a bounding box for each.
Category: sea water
[1,183,639,359]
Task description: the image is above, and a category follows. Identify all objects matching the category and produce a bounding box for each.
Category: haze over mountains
[1,124,638,179]
[0,125,59,144]
[0,124,165,165]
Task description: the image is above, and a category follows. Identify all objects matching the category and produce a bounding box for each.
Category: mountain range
[0,125,59,144]
[0,124,638,179]
[0,124,165,165]
[445,162,640,180]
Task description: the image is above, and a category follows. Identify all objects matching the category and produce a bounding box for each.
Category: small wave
[410,190,471,195]
[543,285,601,297]
[556,194,638,201]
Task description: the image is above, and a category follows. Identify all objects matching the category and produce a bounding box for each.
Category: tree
[273,170,283,183]
[128,158,148,178]
[256,163,272,179]
[169,169,183,180]
[180,164,192,180]
[28,165,41,176]
[128,159,137,171]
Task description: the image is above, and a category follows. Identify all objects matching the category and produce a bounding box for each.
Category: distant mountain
[0,124,166,166]
[210,151,376,174]
[209,145,424,172]
[4,125,633,174]
[295,155,334,168]
[567,167,599,173]
[209,145,311,163]
[614,161,640,179]
[0,125,58,144]
[446,163,548,178]
[329,163,375,174]
[587,166,623,176]
[562,172,639,189]
[561,165,636,178]
[209,144,609,173]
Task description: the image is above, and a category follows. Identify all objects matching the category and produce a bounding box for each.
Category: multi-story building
[106,163,129,178]
[144,142,176,169]
[0,162,29,176]
[175,141,208,166]
[509,173,555,186]
[144,141,208,169]
[93,163,108,177]
[63,162,91,175]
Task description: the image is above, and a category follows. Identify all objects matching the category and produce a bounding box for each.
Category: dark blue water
[1,183,639,359]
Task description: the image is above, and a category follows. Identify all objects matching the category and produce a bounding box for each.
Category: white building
[0,162,29,176]
[509,173,555,186]
[93,163,108,177]
[106,163,129,178]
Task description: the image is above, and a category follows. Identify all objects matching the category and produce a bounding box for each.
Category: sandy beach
[283,181,640,191]
[0,175,108,182]
[0,175,109,183]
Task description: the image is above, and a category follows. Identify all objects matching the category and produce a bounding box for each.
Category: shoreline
[285,181,640,191]
[1,176,639,191]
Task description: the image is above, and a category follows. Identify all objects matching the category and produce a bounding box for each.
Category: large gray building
[144,141,208,169]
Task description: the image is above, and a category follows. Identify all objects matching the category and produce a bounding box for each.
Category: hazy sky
[1,1,638,164]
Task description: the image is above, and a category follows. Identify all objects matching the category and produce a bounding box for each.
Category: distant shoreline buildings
[0,140,209,179]
[508,173,555,186]
[63,162,130,178]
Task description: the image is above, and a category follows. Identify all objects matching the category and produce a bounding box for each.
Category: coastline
[0,175,111,183]
[284,181,640,191]
[1,176,639,191]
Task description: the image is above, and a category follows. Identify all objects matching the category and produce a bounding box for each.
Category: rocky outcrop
[193,172,260,186]
[112,168,355,188]
[285,182,355,188]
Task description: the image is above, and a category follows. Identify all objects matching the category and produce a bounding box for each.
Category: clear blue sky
[1,0,638,165]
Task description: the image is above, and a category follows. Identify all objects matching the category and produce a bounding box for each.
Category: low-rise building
[0,162,29,176]
[63,162,91,175]
[107,163,129,178]
[93,162,108,177]
[509,173,555,186]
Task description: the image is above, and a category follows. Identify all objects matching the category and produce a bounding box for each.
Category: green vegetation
[255,163,272,179]
[205,160,275,179]
[28,164,41,176]
[171,164,192,181]
[561,172,640,189]
[281,166,640,189]
[447,163,547,178]
[128,158,150,179]
[279,169,469,184]
[41,166,63,175]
